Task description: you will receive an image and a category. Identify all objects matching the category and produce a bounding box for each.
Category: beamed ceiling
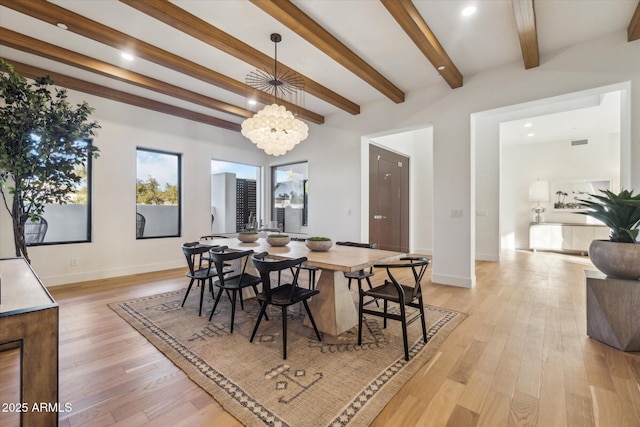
[1,0,639,133]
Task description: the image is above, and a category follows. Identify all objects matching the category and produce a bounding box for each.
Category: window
[136,148,181,238]
[211,160,261,233]
[26,139,93,246]
[272,162,308,234]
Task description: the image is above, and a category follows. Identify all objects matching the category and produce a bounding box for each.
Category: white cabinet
[529,223,609,254]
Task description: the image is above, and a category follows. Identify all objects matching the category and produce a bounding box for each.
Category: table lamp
[529,179,549,224]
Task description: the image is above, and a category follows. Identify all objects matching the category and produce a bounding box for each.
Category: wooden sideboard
[529,223,609,255]
[0,258,59,427]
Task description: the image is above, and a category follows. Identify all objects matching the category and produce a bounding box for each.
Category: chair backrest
[209,249,255,283]
[252,254,308,301]
[181,243,225,275]
[24,216,48,244]
[336,241,378,249]
[374,257,430,300]
[136,213,146,238]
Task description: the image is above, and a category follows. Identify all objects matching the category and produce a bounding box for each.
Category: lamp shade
[529,180,549,202]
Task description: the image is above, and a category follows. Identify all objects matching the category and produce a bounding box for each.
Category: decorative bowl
[305,237,333,252]
[267,234,291,247]
[238,232,259,243]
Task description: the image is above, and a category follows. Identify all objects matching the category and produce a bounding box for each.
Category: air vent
[571,139,588,146]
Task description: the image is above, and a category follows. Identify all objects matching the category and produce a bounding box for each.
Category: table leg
[304,270,357,336]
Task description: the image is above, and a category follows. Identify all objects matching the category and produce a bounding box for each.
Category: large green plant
[577,189,640,243]
[0,59,100,263]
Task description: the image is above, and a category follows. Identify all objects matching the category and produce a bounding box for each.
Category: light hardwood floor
[3,249,640,426]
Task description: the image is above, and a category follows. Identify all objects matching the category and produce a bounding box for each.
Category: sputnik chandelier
[241,33,309,156]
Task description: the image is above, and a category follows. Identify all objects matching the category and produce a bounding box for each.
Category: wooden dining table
[200,237,405,336]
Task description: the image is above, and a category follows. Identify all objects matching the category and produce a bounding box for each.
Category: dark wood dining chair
[251,253,322,359]
[181,243,229,316]
[358,256,430,361]
[336,241,378,291]
[208,249,263,333]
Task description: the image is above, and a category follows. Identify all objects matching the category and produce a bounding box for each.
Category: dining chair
[336,241,377,292]
[357,256,430,361]
[251,253,322,359]
[208,249,263,333]
[181,243,229,316]
[24,216,48,244]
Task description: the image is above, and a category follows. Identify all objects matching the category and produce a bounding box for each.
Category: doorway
[369,144,409,252]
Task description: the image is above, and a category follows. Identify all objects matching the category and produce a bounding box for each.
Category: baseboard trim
[42,261,185,287]
[431,273,476,288]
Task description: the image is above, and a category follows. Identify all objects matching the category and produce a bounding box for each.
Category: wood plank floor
[3,249,640,426]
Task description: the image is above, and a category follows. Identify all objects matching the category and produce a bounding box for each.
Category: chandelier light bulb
[241,104,309,156]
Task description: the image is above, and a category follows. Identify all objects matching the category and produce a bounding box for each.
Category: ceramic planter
[589,240,640,280]
[305,239,333,252]
[267,235,290,247]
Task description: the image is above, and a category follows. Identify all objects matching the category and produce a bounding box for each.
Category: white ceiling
[0,0,638,126]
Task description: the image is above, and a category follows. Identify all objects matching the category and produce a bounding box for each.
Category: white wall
[1,30,638,288]
[502,131,620,249]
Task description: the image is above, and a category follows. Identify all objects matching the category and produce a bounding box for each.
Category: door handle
[373,215,387,220]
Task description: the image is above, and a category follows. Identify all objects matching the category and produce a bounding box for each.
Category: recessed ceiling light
[461,6,477,16]
[56,23,68,30]
[437,65,446,71]
[527,133,535,137]
[524,123,533,127]
[248,99,257,106]
[121,52,134,61]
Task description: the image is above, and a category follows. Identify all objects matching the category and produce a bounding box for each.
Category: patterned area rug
[110,285,466,427]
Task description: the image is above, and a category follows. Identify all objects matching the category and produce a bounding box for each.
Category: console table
[0,258,59,427]
[529,223,609,255]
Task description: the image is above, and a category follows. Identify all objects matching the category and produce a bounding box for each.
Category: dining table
[199,237,405,336]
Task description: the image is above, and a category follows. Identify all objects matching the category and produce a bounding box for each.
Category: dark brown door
[369,145,409,252]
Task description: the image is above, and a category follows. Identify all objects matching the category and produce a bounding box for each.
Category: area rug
[110,284,466,427]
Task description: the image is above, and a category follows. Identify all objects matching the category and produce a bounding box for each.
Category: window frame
[26,139,94,247]
[271,161,309,234]
[135,147,182,240]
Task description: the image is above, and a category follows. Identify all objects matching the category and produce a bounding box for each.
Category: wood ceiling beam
[250,0,405,104]
[119,0,360,115]
[629,1,640,41]
[511,0,540,69]
[380,0,463,89]
[0,0,324,124]
[0,28,251,119]
[8,60,241,132]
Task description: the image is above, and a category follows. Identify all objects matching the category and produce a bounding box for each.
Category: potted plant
[237,230,259,243]
[266,234,290,247]
[577,189,640,280]
[305,236,333,252]
[0,59,100,263]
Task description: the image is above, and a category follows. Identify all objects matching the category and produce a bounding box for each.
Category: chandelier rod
[271,33,282,105]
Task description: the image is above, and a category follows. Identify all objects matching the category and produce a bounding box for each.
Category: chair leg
[230,290,237,333]
[302,300,321,342]
[252,285,269,321]
[199,279,205,316]
[250,303,267,342]
[383,300,388,328]
[182,278,195,307]
[208,288,224,321]
[357,293,364,346]
[418,296,428,343]
[282,306,288,360]
[400,306,409,361]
